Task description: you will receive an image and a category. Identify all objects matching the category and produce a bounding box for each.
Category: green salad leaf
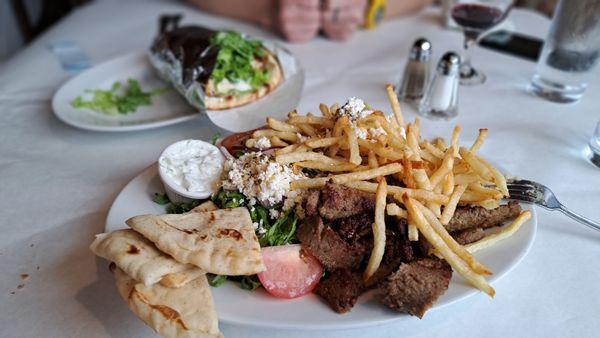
[211,190,247,209]
[210,132,221,145]
[240,275,262,291]
[261,210,297,247]
[207,274,228,288]
[71,78,166,115]
[209,31,270,91]
[152,192,170,205]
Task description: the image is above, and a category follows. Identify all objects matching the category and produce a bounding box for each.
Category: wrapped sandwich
[149,15,283,110]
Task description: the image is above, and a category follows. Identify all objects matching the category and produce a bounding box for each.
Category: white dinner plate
[104,163,537,330]
[52,51,304,132]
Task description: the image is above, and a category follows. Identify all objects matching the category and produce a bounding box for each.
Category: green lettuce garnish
[210,31,270,91]
[71,78,166,115]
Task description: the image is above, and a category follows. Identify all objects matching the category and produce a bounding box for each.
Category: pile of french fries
[246,84,531,296]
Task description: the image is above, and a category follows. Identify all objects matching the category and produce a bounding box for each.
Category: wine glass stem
[461,33,478,77]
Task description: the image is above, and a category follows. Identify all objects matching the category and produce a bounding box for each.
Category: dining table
[1,0,599,337]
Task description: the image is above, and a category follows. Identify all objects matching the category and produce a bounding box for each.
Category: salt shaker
[418,52,460,120]
[397,38,432,104]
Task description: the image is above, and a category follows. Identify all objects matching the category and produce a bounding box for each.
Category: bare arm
[386,0,433,19]
[186,0,277,28]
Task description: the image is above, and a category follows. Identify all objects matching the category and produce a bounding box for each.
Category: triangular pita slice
[112,265,222,338]
[189,201,218,213]
[127,207,264,275]
[91,229,204,287]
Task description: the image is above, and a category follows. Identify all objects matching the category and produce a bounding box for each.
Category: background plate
[52,50,304,132]
[105,164,537,330]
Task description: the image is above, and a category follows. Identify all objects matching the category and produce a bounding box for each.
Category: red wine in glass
[451,4,505,31]
[451,1,512,85]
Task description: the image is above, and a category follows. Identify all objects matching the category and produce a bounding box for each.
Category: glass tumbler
[589,120,600,168]
[530,0,600,103]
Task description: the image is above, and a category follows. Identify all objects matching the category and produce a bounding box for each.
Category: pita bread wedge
[112,265,222,338]
[204,50,282,110]
[189,201,218,213]
[127,207,264,275]
[91,229,203,287]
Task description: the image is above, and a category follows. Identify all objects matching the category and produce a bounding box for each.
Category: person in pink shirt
[187,0,432,43]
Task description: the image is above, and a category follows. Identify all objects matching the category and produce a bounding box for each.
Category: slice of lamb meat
[445,201,521,232]
[451,227,485,245]
[318,183,375,220]
[304,189,320,217]
[379,257,452,318]
[297,216,364,270]
[314,269,364,313]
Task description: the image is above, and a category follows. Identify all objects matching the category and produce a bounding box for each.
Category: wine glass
[451,0,513,85]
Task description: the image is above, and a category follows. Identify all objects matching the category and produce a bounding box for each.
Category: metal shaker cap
[437,52,461,75]
[409,38,432,61]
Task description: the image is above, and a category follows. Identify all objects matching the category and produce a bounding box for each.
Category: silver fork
[506,179,600,232]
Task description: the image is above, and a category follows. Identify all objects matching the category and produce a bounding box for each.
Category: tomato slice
[257,244,323,299]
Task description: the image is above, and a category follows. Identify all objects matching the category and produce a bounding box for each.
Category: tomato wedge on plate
[258,244,323,299]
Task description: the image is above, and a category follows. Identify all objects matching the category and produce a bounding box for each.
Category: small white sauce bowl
[157,139,224,204]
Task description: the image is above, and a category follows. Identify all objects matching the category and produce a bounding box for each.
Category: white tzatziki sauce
[159,139,224,197]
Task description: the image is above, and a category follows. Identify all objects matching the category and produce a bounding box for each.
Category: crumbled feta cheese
[269,209,280,219]
[221,152,305,206]
[336,97,374,122]
[369,127,386,137]
[354,127,368,140]
[254,136,271,150]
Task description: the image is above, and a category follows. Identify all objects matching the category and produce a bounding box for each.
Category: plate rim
[51,51,203,133]
[104,163,537,330]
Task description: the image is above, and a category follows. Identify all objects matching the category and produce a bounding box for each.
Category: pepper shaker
[418,52,461,120]
[397,38,432,104]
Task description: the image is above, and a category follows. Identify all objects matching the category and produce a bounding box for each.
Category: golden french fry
[465,211,531,253]
[454,173,481,185]
[305,136,342,149]
[331,163,402,184]
[291,177,330,190]
[357,139,403,161]
[371,115,405,148]
[329,103,339,115]
[441,184,468,225]
[430,147,455,187]
[422,140,445,159]
[403,196,495,296]
[267,117,300,133]
[459,147,493,180]
[344,126,362,165]
[468,182,503,199]
[364,179,387,281]
[475,198,501,210]
[408,222,419,241]
[295,161,358,172]
[478,156,509,197]
[385,84,405,128]
[288,115,335,128]
[451,125,461,157]
[415,200,492,276]
[276,151,342,165]
[459,190,491,203]
[470,128,488,154]
[253,129,298,142]
[269,136,289,147]
[319,103,332,118]
[298,123,317,137]
[367,150,379,169]
[245,138,257,148]
[386,203,408,218]
[442,171,454,196]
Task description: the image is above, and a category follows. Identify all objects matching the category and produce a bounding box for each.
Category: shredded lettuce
[209,31,270,91]
[207,274,228,288]
[71,79,166,115]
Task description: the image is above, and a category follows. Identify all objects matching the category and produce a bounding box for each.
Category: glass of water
[530,0,600,103]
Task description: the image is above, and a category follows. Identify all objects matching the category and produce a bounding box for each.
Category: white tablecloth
[1,1,599,337]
